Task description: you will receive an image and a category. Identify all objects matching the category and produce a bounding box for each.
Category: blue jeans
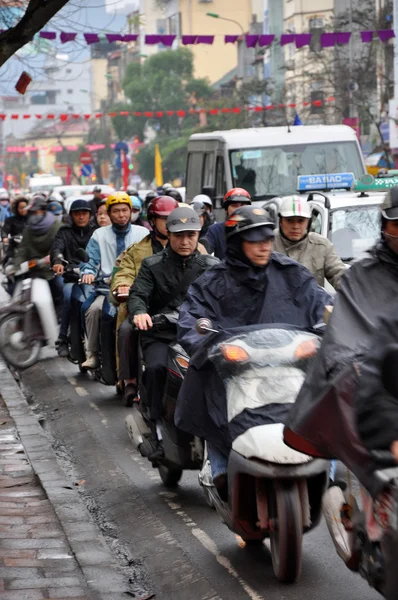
[59,282,74,339]
[207,443,228,480]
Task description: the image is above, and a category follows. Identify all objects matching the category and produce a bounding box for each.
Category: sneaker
[81,353,100,369]
[55,337,69,358]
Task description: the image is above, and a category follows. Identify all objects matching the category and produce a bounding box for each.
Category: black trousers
[142,340,169,421]
[118,319,139,380]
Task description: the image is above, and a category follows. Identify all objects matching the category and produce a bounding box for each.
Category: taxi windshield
[329,205,380,261]
[230,141,364,200]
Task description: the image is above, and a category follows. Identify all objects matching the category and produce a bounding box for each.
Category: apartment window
[310,80,325,114]
[309,17,324,52]
[67,89,73,94]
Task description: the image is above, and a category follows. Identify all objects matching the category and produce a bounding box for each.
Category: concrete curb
[0,359,131,600]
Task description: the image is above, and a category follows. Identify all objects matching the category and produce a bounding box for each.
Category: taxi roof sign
[297,172,354,192]
[353,173,398,192]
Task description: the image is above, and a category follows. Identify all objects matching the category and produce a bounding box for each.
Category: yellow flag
[154,143,163,187]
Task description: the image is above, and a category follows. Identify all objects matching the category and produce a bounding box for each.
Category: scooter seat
[232,423,313,465]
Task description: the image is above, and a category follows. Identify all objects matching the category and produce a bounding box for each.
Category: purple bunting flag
[280,34,295,46]
[336,32,351,44]
[197,35,214,44]
[60,32,77,44]
[225,35,239,44]
[378,29,395,42]
[39,31,56,40]
[84,33,100,45]
[258,34,275,46]
[361,30,374,42]
[106,34,123,43]
[160,35,176,47]
[295,33,312,48]
[145,34,161,44]
[320,33,337,48]
[123,34,138,42]
[182,35,197,45]
[246,34,259,48]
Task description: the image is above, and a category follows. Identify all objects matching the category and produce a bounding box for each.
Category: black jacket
[127,246,218,344]
[2,215,26,238]
[175,251,332,454]
[285,241,398,496]
[51,222,97,281]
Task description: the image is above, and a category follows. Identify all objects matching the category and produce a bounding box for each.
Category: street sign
[79,151,92,165]
[81,164,92,177]
[297,173,354,191]
[353,174,398,192]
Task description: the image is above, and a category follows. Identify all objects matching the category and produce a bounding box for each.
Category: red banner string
[0,97,335,122]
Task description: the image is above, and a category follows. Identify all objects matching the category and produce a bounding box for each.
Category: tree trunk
[0,0,70,69]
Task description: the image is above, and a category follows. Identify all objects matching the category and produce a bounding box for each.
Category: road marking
[67,376,78,386]
[192,529,264,600]
[75,386,89,397]
[160,495,264,600]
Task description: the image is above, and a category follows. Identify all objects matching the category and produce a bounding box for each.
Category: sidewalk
[0,393,92,600]
[0,357,133,600]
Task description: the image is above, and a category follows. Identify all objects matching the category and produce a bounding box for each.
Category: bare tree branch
[0,0,70,69]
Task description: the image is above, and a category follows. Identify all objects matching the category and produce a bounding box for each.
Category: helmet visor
[241,225,275,242]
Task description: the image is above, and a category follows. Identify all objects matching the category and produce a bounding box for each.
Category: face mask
[28,214,44,226]
[131,212,139,223]
[384,232,398,255]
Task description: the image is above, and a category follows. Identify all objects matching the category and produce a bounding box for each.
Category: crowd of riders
[3,177,398,509]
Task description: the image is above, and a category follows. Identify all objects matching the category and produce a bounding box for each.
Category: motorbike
[1,234,23,295]
[195,319,329,584]
[125,312,204,486]
[315,346,398,600]
[68,249,117,386]
[0,258,60,369]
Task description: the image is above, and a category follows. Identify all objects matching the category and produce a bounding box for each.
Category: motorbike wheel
[158,465,183,487]
[269,480,303,584]
[0,312,42,370]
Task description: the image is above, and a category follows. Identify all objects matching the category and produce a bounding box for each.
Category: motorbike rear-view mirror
[75,248,89,263]
[195,318,218,335]
[382,344,398,399]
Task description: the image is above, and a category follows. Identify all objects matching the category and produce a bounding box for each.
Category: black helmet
[127,186,139,196]
[165,187,183,203]
[382,187,398,221]
[144,190,157,210]
[70,199,92,213]
[93,186,102,193]
[167,207,202,233]
[225,206,275,242]
[28,194,47,212]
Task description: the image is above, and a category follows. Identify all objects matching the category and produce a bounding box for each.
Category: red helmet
[147,196,179,219]
[223,187,252,209]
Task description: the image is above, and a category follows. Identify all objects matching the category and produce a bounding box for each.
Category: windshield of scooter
[208,326,320,426]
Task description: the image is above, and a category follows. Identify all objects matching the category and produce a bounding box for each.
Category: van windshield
[230,142,365,200]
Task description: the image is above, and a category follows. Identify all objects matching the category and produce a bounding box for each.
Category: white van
[185,125,366,211]
[29,174,63,194]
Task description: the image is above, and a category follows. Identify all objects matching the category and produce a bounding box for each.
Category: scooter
[0,258,60,369]
[196,319,329,584]
[68,249,117,386]
[125,312,204,487]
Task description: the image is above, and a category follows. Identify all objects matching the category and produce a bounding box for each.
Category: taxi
[262,172,395,264]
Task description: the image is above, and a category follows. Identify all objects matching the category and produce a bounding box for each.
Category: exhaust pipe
[323,486,353,564]
[125,405,152,456]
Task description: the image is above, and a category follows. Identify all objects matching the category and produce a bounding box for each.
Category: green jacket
[14,220,62,280]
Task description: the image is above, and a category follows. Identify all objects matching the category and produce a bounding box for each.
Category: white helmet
[190,194,212,208]
[279,195,312,219]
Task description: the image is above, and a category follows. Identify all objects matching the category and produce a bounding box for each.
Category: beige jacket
[273,231,346,289]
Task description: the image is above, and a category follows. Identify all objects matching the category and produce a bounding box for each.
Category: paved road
[16,350,380,600]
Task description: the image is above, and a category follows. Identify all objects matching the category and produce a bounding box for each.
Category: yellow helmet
[105,192,132,211]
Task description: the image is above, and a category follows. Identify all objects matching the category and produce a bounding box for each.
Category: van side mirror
[382,344,398,399]
[202,185,216,201]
